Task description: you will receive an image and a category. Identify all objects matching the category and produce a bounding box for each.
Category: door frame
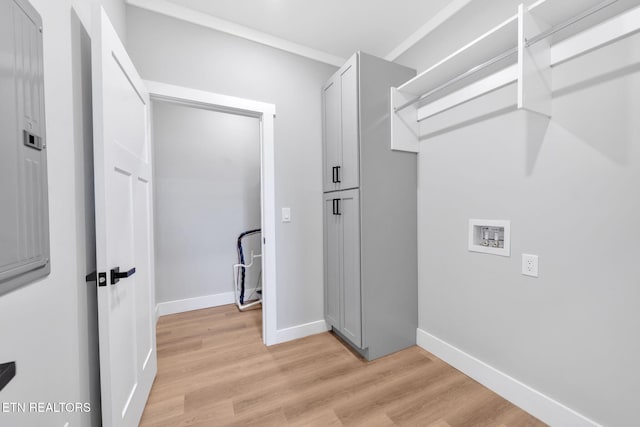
[144,80,277,346]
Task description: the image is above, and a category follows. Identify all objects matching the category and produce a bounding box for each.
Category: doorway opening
[147,81,277,345]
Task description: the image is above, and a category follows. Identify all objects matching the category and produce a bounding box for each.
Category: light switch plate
[522,254,539,277]
[281,207,291,223]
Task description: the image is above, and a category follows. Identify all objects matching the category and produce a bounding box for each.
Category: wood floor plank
[281,350,432,422]
[140,305,547,427]
[387,374,482,425]
[333,361,447,424]
[296,409,344,427]
[139,394,184,425]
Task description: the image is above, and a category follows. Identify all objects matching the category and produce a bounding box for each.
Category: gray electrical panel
[0,0,50,296]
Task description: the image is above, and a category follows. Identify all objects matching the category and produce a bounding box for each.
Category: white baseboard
[416,329,600,427]
[271,319,329,345]
[156,291,236,317]
[156,293,327,346]
[156,288,263,317]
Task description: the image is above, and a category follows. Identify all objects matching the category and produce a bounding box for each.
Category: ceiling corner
[385,0,474,62]
[126,0,346,67]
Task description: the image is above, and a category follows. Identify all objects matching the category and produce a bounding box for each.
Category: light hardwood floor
[140,305,546,427]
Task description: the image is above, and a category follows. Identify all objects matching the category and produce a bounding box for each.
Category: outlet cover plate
[522,254,539,277]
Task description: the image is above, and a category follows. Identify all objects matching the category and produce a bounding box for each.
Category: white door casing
[143,80,277,345]
[92,8,157,427]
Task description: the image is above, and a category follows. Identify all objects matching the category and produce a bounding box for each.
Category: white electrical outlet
[522,254,539,277]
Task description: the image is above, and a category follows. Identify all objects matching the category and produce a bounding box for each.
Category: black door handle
[86,271,108,287]
[332,166,337,183]
[86,271,97,282]
[110,267,136,285]
[333,199,341,216]
[0,362,16,392]
[335,166,341,183]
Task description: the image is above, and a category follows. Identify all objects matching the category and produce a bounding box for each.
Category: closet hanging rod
[526,0,618,47]
[394,47,517,113]
[394,0,619,114]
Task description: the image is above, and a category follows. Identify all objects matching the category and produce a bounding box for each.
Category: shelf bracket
[518,3,552,117]
[390,87,420,153]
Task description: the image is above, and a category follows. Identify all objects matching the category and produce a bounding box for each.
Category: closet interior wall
[152,102,261,305]
[395,2,640,425]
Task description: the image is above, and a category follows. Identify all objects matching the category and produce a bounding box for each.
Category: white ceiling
[158,0,459,61]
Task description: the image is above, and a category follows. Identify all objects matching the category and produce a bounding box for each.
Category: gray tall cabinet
[322,52,418,360]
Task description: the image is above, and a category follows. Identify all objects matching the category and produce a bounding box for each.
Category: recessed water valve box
[468,219,510,257]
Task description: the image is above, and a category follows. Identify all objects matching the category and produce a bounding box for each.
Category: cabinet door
[322,77,341,192]
[339,57,359,190]
[339,190,361,347]
[323,195,341,329]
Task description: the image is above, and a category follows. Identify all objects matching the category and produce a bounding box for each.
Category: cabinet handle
[332,199,337,215]
[335,199,342,216]
[335,166,341,183]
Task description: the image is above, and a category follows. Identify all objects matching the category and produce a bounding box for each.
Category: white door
[92,8,156,427]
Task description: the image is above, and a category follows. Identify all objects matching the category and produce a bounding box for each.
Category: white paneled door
[92,8,156,427]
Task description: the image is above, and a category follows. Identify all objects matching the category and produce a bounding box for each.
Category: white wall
[399,8,640,427]
[126,6,337,329]
[72,0,127,44]
[0,2,126,426]
[152,102,262,304]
